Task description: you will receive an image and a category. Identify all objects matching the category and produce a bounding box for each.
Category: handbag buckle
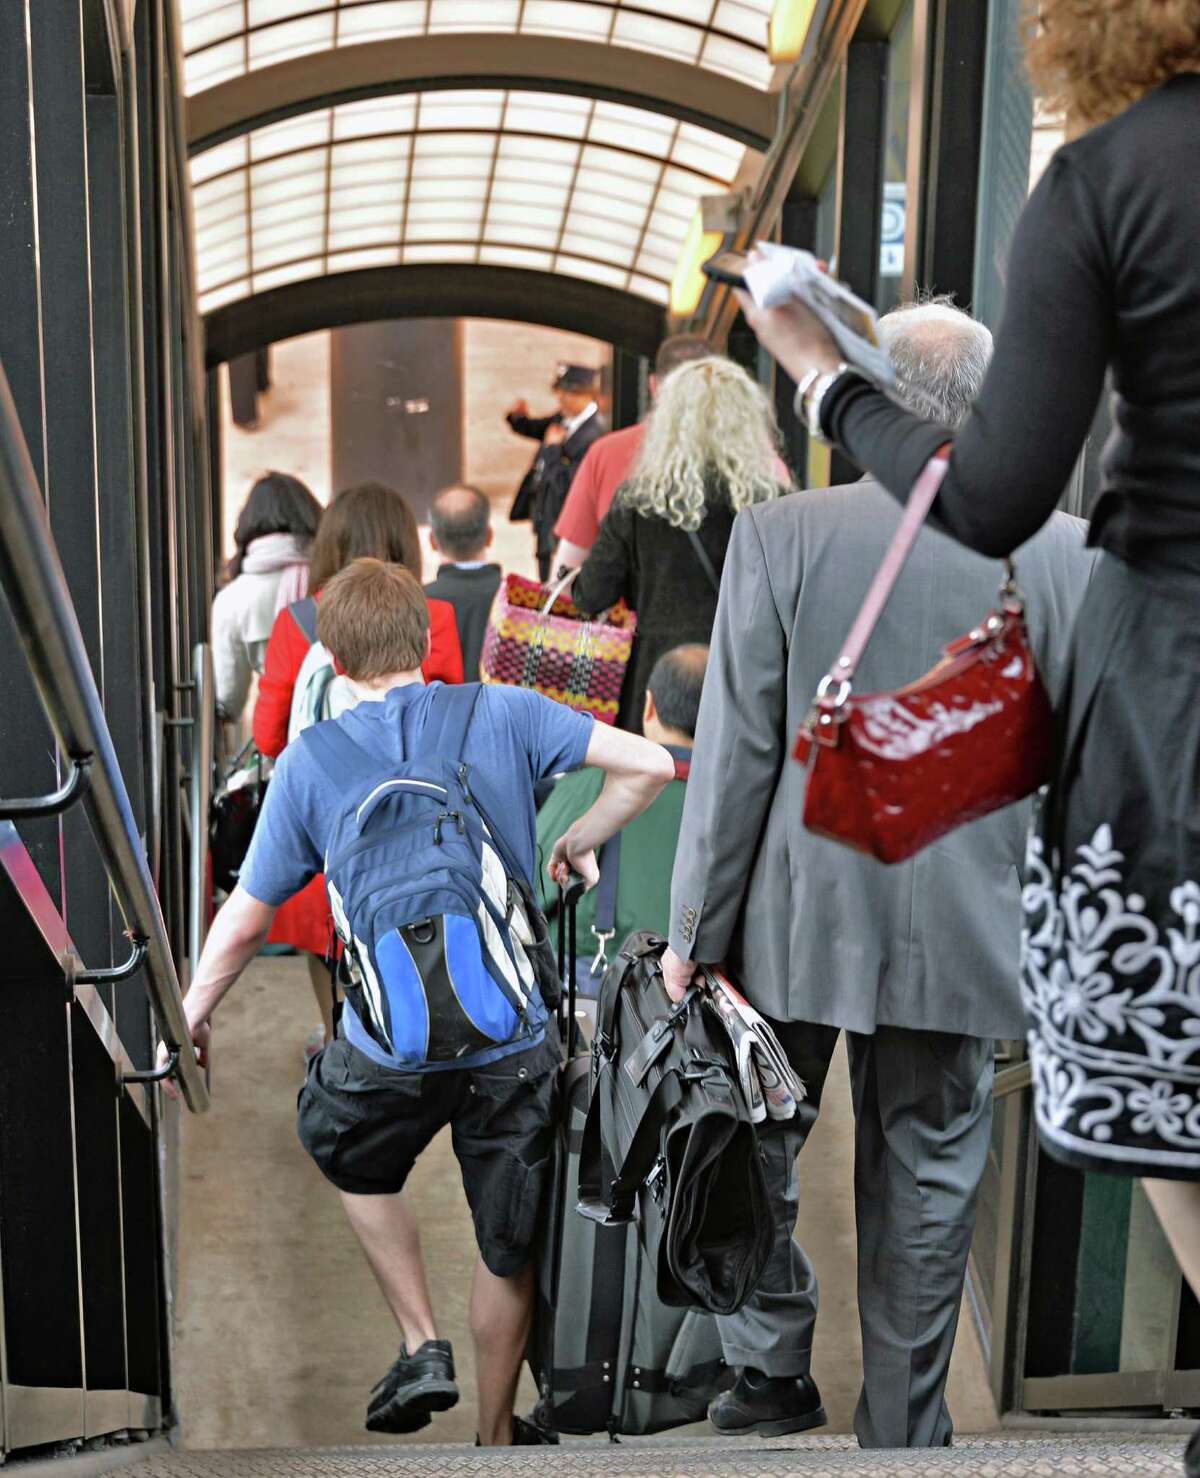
[803,675,851,749]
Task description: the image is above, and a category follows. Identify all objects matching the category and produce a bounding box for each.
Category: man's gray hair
[877,298,993,428]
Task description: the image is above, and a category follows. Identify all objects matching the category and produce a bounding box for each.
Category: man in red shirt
[553,335,708,569]
[554,335,792,569]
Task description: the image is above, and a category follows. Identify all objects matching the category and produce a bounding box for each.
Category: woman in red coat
[251,481,463,1047]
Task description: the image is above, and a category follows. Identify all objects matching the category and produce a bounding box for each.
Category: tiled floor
[104,1432,1195,1477]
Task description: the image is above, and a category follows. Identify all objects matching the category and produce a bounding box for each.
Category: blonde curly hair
[618,356,785,532]
[1026,0,1200,130]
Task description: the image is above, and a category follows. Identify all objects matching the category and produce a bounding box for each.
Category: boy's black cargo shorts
[297,1024,560,1278]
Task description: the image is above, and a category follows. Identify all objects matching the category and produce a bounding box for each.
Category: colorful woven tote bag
[479,571,636,725]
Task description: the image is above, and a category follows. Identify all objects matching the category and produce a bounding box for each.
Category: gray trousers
[715,1022,994,1449]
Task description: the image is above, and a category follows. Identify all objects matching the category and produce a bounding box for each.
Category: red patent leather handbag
[792,453,1055,864]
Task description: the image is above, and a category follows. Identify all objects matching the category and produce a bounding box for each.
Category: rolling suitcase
[528,880,726,1437]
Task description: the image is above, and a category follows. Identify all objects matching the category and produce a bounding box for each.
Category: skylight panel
[554,255,628,289]
[200,278,250,314]
[478,246,555,271]
[427,0,522,30]
[249,111,332,161]
[334,1,427,42]
[333,96,419,139]
[519,0,611,41]
[181,2,243,52]
[184,37,246,94]
[247,14,334,71]
[189,81,749,314]
[610,12,703,64]
[328,246,403,271]
[559,230,633,269]
[190,136,249,185]
[699,32,772,87]
[629,273,670,303]
[403,243,477,263]
[253,257,324,293]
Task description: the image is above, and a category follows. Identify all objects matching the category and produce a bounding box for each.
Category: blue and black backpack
[300,685,559,1068]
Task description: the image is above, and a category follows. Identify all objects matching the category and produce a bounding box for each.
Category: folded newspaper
[742,242,897,390]
[701,968,806,1123]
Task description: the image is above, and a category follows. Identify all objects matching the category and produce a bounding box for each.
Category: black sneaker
[709,1368,827,1438]
[475,1414,561,1447]
[366,1339,458,1434]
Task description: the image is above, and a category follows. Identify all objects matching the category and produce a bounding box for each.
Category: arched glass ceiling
[179,1,775,95]
[191,90,749,314]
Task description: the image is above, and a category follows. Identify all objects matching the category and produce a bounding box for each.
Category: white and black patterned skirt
[1022,549,1200,1180]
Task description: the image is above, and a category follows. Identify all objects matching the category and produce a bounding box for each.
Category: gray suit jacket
[669,482,1094,1039]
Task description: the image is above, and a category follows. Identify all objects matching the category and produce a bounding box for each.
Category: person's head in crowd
[551,362,598,419]
[429,484,493,565]
[227,470,322,580]
[642,644,708,747]
[307,481,422,592]
[651,334,713,399]
[877,298,993,428]
[621,357,782,531]
[1025,0,1200,135]
[316,557,430,687]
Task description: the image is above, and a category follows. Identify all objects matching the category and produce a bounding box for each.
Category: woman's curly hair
[617,356,785,532]
[1026,0,1200,130]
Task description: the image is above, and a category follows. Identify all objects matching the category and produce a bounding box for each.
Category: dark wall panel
[331,319,464,523]
[0,2,62,905]
[29,0,112,969]
[0,957,83,1388]
[72,1004,127,1392]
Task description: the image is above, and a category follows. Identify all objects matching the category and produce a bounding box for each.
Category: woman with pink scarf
[211,471,322,721]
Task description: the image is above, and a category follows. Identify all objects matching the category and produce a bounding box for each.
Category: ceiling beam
[202,264,666,366]
[186,34,776,154]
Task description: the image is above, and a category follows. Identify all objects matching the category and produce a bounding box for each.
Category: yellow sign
[768,0,821,64]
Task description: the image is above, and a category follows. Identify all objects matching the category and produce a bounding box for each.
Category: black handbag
[577,932,772,1316]
[209,739,269,894]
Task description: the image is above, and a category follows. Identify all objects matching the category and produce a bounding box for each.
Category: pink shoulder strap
[829,451,950,686]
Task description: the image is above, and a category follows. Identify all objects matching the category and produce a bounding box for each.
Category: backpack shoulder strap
[417,683,481,767]
[300,719,380,788]
[289,595,319,644]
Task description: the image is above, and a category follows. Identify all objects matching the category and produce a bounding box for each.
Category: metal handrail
[0,358,209,1112]
[994,1060,1032,1098]
[188,642,214,974]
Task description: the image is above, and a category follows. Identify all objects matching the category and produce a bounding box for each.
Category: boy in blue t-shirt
[167,558,673,1445]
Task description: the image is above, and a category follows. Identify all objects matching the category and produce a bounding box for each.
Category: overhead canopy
[191,88,750,316]
[179,1,776,97]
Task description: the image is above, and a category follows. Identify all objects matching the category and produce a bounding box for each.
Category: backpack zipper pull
[433,812,445,845]
[454,810,465,834]
[457,762,474,805]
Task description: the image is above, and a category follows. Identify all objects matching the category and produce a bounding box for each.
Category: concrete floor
[173,956,998,1452]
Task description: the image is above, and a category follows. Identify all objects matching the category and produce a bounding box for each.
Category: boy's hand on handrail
[158,1019,210,1102]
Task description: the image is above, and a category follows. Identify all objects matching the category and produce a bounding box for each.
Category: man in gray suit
[662,301,1093,1449]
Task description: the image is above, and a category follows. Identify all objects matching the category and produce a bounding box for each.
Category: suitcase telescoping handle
[557,870,586,1057]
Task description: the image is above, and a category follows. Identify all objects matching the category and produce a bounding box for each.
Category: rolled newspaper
[700,967,805,1123]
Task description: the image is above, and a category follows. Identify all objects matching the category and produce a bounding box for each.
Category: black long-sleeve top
[822,74,1200,562]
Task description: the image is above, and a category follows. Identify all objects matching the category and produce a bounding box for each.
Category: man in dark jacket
[506,363,607,581]
[424,485,502,683]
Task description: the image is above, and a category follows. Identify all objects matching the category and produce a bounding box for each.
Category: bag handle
[827,451,950,693]
[686,531,721,596]
[539,567,578,617]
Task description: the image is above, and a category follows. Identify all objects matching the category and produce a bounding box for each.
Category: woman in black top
[740,0,1200,1362]
[573,357,790,732]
